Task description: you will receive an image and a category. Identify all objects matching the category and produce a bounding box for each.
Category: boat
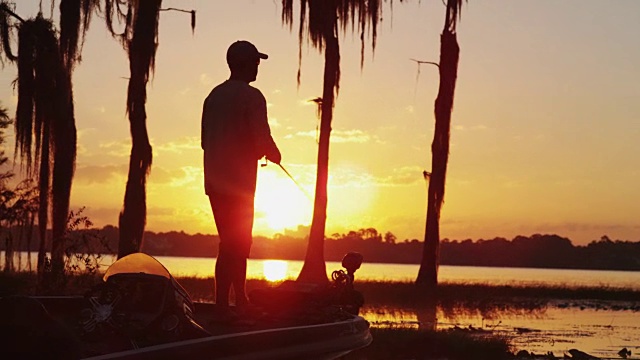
[0,253,372,359]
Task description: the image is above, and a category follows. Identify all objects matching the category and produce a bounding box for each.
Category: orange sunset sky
[1,1,639,245]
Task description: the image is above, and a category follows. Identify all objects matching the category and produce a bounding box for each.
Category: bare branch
[410,58,439,68]
[159,7,196,34]
[159,8,192,14]
[0,4,25,23]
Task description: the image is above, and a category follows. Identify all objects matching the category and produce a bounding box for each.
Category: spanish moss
[0,2,18,63]
[282,0,399,90]
[0,3,81,278]
[59,0,99,70]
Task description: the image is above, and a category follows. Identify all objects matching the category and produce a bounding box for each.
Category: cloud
[155,137,200,154]
[147,207,179,217]
[149,165,202,186]
[168,166,202,187]
[99,140,130,158]
[503,180,525,188]
[268,117,281,128]
[76,129,97,157]
[77,143,89,156]
[74,164,127,184]
[329,169,375,188]
[75,207,120,227]
[538,222,638,235]
[326,166,425,188]
[287,129,379,144]
[200,73,213,86]
[377,166,426,187]
[453,124,487,131]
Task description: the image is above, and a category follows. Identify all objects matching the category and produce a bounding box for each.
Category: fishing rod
[278,163,314,201]
[262,159,313,201]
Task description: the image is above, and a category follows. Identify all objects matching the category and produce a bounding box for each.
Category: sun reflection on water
[262,260,288,282]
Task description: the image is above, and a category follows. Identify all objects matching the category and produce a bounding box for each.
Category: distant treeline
[2,226,640,271]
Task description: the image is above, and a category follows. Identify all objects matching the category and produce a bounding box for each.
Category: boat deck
[30,296,372,360]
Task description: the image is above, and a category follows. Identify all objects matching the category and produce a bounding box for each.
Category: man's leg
[231,256,249,306]
[214,254,232,307]
[229,194,254,306]
[209,193,233,307]
[210,192,254,307]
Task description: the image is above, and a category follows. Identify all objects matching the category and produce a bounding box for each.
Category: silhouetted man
[202,40,281,307]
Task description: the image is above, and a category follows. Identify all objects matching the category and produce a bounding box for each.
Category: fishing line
[278,163,314,202]
[261,158,313,201]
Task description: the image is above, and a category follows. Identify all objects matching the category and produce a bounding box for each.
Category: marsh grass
[3,273,639,306]
[0,271,103,296]
[342,326,513,360]
[357,280,640,302]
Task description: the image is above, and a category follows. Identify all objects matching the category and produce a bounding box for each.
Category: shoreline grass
[3,272,639,308]
[344,327,513,360]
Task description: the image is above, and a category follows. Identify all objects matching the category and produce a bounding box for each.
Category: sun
[254,167,311,233]
[262,260,288,282]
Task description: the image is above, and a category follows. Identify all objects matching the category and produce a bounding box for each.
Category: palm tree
[0,0,97,279]
[415,0,464,290]
[103,1,194,258]
[103,0,161,258]
[282,0,384,284]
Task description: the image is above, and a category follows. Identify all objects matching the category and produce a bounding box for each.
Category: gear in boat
[1,252,371,359]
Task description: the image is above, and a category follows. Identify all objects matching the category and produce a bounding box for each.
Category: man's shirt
[201,79,278,196]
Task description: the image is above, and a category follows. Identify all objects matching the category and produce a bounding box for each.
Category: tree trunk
[3,233,13,272]
[51,71,77,276]
[117,1,160,258]
[416,30,459,290]
[27,211,34,272]
[37,124,50,276]
[297,30,339,285]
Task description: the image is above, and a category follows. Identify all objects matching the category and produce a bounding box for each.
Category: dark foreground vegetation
[2,273,636,360]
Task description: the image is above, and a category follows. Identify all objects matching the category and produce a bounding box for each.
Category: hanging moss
[0,2,18,62]
[282,0,399,90]
[59,0,99,70]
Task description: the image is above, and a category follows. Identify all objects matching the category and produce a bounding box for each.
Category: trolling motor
[331,252,365,315]
[334,252,364,287]
[249,252,366,317]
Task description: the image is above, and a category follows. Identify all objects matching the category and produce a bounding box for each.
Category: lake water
[156,256,640,290]
[4,252,640,289]
[3,252,640,357]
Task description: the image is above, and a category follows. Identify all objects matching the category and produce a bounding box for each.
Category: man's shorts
[208,192,254,259]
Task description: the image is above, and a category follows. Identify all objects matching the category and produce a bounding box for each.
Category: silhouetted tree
[282,0,385,285]
[384,231,397,244]
[0,1,97,278]
[416,0,464,290]
[103,1,194,258]
[103,0,161,258]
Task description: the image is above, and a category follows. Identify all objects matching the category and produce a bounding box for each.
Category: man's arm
[249,90,281,164]
[201,100,208,151]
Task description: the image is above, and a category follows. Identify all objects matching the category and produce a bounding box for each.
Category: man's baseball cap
[226,40,268,65]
